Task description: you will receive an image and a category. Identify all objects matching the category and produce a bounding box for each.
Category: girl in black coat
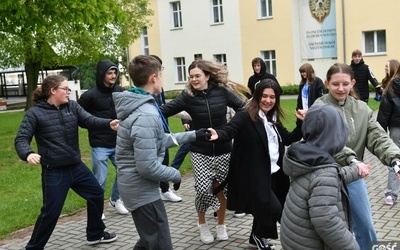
[210,79,303,249]
[296,63,325,111]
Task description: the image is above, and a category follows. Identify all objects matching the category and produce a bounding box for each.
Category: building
[128,0,399,91]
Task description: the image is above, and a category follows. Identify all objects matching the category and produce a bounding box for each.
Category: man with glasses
[78,60,128,218]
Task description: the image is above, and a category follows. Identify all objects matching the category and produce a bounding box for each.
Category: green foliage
[0,0,153,108]
[281,84,300,95]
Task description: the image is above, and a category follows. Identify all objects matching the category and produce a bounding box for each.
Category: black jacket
[350,59,378,100]
[161,83,246,156]
[14,100,112,167]
[377,78,400,132]
[296,77,325,110]
[247,58,281,95]
[78,60,124,148]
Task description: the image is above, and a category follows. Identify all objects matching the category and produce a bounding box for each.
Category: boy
[350,49,379,103]
[112,55,210,249]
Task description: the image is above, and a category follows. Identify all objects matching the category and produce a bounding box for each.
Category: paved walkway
[0,148,399,250]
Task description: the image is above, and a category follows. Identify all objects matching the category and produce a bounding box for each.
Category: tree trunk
[24,61,41,110]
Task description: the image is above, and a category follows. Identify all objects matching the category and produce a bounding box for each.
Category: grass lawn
[0,97,381,239]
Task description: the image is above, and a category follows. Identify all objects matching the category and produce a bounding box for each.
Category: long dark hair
[245,79,285,123]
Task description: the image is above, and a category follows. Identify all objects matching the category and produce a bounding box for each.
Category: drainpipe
[341,0,346,63]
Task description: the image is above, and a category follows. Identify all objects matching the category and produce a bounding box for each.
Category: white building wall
[157,0,243,91]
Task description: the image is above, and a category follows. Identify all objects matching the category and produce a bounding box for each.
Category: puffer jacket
[377,78,400,132]
[160,83,245,156]
[113,90,196,211]
[280,142,360,250]
[78,60,124,148]
[14,100,112,167]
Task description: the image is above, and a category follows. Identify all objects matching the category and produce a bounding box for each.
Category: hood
[302,103,348,155]
[96,60,119,91]
[112,89,154,121]
[253,57,267,76]
[283,142,338,178]
[351,58,365,67]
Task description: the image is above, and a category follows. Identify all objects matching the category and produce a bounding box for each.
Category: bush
[281,85,299,95]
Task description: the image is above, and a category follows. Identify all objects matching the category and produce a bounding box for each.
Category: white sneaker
[216,224,229,241]
[385,195,394,205]
[101,213,106,220]
[198,223,214,244]
[109,198,129,214]
[161,189,182,202]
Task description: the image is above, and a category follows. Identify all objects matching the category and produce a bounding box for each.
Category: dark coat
[350,59,378,100]
[14,100,112,167]
[161,83,246,156]
[296,77,325,110]
[377,78,400,132]
[215,110,302,225]
[78,60,124,148]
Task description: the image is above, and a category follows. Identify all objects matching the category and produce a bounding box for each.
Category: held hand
[295,109,307,120]
[356,162,371,179]
[183,123,191,131]
[195,128,212,141]
[391,161,400,180]
[27,153,41,165]
[110,119,119,131]
[208,128,218,141]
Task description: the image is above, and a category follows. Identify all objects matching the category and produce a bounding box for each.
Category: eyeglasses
[59,87,71,93]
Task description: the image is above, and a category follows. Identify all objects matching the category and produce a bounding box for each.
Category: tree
[0,0,152,109]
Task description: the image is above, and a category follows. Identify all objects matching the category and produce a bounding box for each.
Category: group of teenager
[14,50,400,250]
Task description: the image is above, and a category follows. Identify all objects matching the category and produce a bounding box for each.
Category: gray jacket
[280,104,360,250]
[113,90,196,211]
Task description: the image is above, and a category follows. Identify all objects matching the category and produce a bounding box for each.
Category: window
[141,27,149,55]
[363,30,386,55]
[258,0,272,18]
[175,57,186,82]
[261,50,276,76]
[170,2,183,29]
[194,54,203,60]
[211,0,224,24]
[213,54,227,66]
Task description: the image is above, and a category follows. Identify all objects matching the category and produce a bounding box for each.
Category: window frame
[141,27,149,55]
[170,1,183,29]
[210,0,224,24]
[175,57,187,83]
[363,30,386,55]
[213,54,227,66]
[258,0,272,19]
[260,50,277,77]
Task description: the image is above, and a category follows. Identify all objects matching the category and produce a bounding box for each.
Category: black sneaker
[87,231,118,245]
[252,234,275,250]
[249,233,257,248]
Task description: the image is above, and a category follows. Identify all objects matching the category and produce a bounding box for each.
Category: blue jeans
[170,142,190,170]
[347,178,377,250]
[92,147,120,202]
[26,162,105,249]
